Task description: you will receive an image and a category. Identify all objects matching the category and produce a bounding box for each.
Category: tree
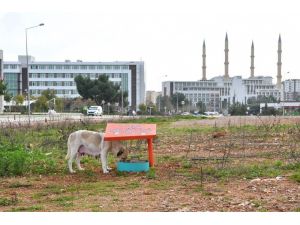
[34,95,48,112]
[14,94,25,105]
[138,103,147,114]
[75,75,123,105]
[4,93,12,103]
[229,102,247,115]
[0,79,6,96]
[41,89,56,101]
[196,101,206,114]
[156,95,173,114]
[261,103,278,115]
[34,89,63,112]
[0,79,7,113]
[171,93,187,111]
[12,95,25,112]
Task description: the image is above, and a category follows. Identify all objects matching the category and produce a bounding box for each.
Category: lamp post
[26,23,44,123]
[176,93,178,113]
[121,86,123,115]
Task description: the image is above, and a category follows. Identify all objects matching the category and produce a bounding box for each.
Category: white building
[163,34,284,112]
[2,54,145,110]
[282,79,300,101]
[146,91,161,105]
[162,76,281,112]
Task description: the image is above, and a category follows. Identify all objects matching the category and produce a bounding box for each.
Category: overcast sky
[1,0,300,91]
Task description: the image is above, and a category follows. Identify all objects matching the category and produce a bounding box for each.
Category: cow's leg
[100,147,109,173]
[68,146,78,173]
[76,153,84,171]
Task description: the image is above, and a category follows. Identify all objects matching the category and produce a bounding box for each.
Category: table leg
[147,138,154,167]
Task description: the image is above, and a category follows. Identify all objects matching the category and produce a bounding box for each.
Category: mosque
[162,34,284,112]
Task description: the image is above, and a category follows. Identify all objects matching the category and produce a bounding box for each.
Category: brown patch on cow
[81,131,102,147]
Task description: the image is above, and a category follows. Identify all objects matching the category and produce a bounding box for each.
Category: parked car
[181,112,191,116]
[87,106,103,116]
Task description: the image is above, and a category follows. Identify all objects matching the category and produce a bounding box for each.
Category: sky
[1,0,300,91]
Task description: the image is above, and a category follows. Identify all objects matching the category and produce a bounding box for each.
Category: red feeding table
[104,123,157,167]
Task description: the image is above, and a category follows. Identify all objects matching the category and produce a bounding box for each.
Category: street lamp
[26,23,44,123]
[176,93,179,113]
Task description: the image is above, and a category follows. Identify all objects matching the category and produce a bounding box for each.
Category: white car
[181,112,191,116]
[87,106,103,116]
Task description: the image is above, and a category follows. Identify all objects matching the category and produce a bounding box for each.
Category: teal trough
[117,160,150,172]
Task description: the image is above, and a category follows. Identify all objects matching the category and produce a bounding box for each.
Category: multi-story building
[282,79,300,101]
[146,91,161,105]
[163,34,284,112]
[2,54,145,110]
[162,80,220,112]
[0,50,4,113]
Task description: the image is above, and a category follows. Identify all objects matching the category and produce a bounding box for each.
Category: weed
[32,192,49,199]
[8,182,33,188]
[182,160,192,169]
[116,171,129,177]
[11,205,43,212]
[54,196,75,207]
[148,181,172,190]
[0,197,17,206]
[146,168,156,179]
[290,171,300,183]
[126,181,140,189]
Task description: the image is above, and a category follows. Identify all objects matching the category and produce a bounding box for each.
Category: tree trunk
[0,95,4,113]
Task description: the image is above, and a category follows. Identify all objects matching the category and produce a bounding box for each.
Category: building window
[105,65,112,70]
[10,64,18,69]
[30,65,38,69]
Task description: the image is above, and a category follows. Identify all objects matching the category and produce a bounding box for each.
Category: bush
[0,146,29,176]
[0,144,58,177]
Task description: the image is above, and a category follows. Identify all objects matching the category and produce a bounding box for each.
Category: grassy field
[0,116,300,211]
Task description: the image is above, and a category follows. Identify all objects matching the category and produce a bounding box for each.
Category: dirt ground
[0,116,300,212]
[0,165,299,212]
[173,115,300,127]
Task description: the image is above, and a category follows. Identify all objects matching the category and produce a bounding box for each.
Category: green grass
[0,197,17,206]
[8,182,33,188]
[54,196,75,207]
[290,171,300,183]
[11,205,43,212]
[146,168,156,179]
[173,160,300,182]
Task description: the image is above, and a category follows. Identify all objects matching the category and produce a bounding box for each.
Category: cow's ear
[117,149,124,157]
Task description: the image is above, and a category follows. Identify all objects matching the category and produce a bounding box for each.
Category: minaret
[276,34,282,89]
[202,40,207,80]
[224,33,229,79]
[250,41,255,78]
